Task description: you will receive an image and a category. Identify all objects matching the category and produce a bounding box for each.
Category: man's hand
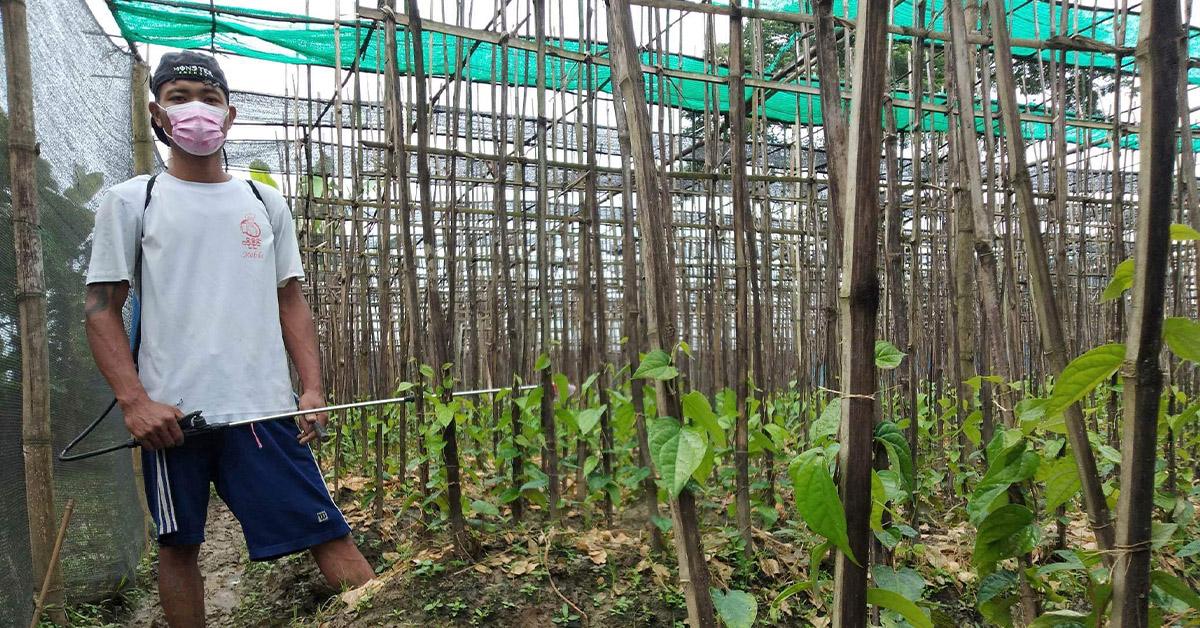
[123,396,185,451]
[297,389,328,445]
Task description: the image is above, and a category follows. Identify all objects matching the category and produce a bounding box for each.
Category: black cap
[150,51,230,146]
[151,50,229,101]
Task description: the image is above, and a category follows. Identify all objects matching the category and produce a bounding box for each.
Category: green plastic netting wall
[2,0,146,624]
[108,0,1199,151]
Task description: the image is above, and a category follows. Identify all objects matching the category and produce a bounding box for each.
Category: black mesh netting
[0,0,144,623]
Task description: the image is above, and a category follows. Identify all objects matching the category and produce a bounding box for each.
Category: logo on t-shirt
[240,214,264,258]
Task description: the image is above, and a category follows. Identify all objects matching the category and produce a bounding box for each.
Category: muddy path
[124,499,335,628]
[125,500,245,628]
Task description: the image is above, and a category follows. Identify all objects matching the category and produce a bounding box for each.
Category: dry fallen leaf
[760,557,781,577]
[508,559,537,576]
[588,548,608,565]
[650,563,672,587]
[340,578,384,609]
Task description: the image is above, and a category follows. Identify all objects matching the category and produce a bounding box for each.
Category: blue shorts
[142,418,351,561]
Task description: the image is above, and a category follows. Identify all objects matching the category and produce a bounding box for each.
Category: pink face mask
[162,101,229,156]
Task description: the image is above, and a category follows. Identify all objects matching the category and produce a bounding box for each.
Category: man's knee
[159,544,201,566]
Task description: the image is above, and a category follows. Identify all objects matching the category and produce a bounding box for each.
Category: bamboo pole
[129,57,154,553]
[492,7,526,523]
[987,0,1118,558]
[26,500,73,628]
[813,0,845,392]
[1,0,65,623]
[375,0,396,520]
[611,77,665,554]
[402,0,473,555]
[1110,0,1180,624]
[605,0,716,624]
[581,0,615,527]
[831,0,890,625]
[533,0,562,523]
[946,0,1014,427]
[728,0,756,560]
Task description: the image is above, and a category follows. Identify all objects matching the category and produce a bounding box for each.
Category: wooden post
[1,0,65,623]
[532,0,561,523]
[728,0,755,559]
[129,56,154,554]
[945,0,1014,426]
[813,0,845,392]
[1111,0,1180,624]
[605,0,716,624]
[987,0,1117,559]
[831,0,889,625]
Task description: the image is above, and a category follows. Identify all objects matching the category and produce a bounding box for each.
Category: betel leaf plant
[637,346,761,626]
[773,340,921,620]
[966,225,1200,627]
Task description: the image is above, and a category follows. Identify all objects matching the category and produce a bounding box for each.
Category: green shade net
[746,0,1200,82]
[109,0,1199,151]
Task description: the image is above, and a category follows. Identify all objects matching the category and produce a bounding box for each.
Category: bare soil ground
[124,500,335,628]
[120,478,1007,628]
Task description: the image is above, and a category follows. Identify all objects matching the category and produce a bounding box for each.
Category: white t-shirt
[86,172,305,424]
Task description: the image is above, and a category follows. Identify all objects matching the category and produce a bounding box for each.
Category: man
[83,51,373,628]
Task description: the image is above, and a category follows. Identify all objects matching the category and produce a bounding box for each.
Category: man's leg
[158,544,205,628]
[310,534,374,588]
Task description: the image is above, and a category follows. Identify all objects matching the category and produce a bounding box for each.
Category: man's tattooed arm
[84,283,114,319]
[84,280,153,417]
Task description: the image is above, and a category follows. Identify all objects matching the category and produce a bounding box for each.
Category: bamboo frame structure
[232,1,1197,415]
[93,0,1200,623]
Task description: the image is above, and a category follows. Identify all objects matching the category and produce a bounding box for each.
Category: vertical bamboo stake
[131,60,155,176]
[533,0,562,522]
[492,12,525,522]
[606,0,716,624]
[831,0,889,625]
[1107,0,1128,449]
[1,1,65,623]
[813,0,846,392]
[728,0,756,559]
[612,85,665,554]
[987,0,1117,559]
[26,500,73,628]
[581,0,615,526]
[906,4,925,522]
[129,56,154,551]
[945,0,1013,426]
[1178,3,1200,320]
[1110,0,1180,624]
[944,37,976,455]
[375,0,396,520]
[883,101,908,431]
[403,0,472,554]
